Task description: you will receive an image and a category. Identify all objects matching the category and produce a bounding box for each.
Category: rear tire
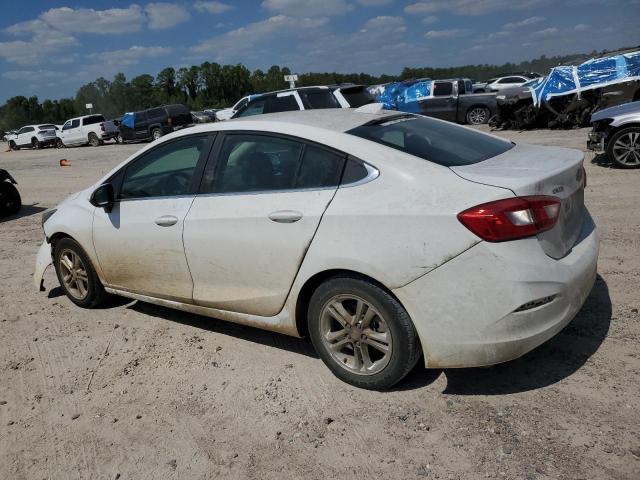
[151,128,162,141]
[88,133,100,147]
[116,133,124,144]
[466,106,490,125]
[31,138,40,150]
[0,182,21,217]
[53,238,107,308]
[308,275,421,390]
[606,127,640,169]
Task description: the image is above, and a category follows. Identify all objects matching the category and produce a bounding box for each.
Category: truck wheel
[55,138,65,149]
[607,127,640,169]
[0,181,21,217]
[151,128,162,141]
[116,133,124,144]
[88,133,100,147]
[31,138,40,150]
[9,141,18,151]
[466,107,490,125]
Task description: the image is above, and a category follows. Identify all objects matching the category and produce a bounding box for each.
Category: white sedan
[34,107,598,389]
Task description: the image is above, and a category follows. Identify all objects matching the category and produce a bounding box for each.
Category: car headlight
[41,209,57,229]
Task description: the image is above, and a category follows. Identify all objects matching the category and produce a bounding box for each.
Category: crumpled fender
[34,240,52,291]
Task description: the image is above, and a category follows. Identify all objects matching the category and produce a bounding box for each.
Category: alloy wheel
[468,108,488,125]
[319,294,393,375]
[612,132,640,166]
[59,249,89,300]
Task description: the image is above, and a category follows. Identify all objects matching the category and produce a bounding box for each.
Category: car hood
[591,100,640,122]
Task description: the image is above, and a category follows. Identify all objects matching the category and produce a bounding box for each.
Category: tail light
[458,196,561,242]
[167,117,173,128]
[100,122,105,132]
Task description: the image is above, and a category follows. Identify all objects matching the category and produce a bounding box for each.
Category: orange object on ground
[59,159,71,166]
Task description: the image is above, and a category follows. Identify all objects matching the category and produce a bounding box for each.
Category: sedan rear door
[183,133,345,316]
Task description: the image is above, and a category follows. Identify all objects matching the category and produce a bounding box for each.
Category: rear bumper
[100,132,118,140]
[38,138,57,147]
[393,210,599,368]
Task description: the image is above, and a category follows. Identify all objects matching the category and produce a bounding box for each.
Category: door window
[119,136,208,199]
[18,127,28,134]
[62,121,72,131]
[433,82,453,96]
[264,95,300,113]
[71,119,80,129]
[236,98,267,117]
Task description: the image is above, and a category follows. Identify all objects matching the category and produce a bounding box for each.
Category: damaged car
[492,50,640,130]
[588,100,640,168]
[0,169,21,217]
[34,107,598,390]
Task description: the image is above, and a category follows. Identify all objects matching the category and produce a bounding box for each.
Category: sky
[0,0,639,103]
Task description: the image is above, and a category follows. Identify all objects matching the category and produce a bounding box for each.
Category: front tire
[88,133,100,147]
[466,106,490,125]
[308,276,421,390]
[116,133,124,144]
[0,182,21,217]
[53,238,107,308]
[9,141,17,151]
[606,127,640,168]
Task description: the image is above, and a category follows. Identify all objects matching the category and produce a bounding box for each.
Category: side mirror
[90,183,114,212]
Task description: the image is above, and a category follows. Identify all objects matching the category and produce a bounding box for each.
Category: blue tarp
[370,80,432,113]
[121,112,135,128]
[531,50,640,106]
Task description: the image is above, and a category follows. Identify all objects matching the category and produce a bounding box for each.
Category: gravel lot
[1,128,638,480]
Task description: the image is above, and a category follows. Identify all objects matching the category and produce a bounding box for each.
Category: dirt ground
[0,128,638,480]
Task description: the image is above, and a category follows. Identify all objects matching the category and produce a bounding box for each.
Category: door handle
[268,210,303,223]
[155,215,178,227]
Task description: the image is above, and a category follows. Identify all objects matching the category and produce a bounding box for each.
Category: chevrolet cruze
[35,107,598,389]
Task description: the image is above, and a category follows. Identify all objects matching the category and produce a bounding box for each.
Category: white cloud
[261,0,353,17]
[406,0,548,16]
[38,5,145,34]
[144,3,191,29]
[356,0,393,5]
[425,28,471,38]
[502,16,545,29]
[422,16,439,25]
[194,1,234,14]
[88,45,173,66]
[531,27,558,37]
[191,15,329,60]
[361,16,406,33]
[0,25,78,65]
[2,70,66,81]
[574,23,589,31]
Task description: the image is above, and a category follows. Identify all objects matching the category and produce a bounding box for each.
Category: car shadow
[128,301,319,359]
[590,152,613,168]
[0,204,46,222]
[48,286,132,308]
[439,274,611,395]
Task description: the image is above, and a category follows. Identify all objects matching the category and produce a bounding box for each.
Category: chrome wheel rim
[319,295,392,375]
[613,132,640,166]
[153,130,161,140]
[468,108,487,124]
[59,249,89,300]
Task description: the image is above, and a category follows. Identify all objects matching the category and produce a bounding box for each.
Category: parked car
[371,78,497,124]
[232,86,342,118]
[215,96,255,121]
[6,124,58,150]
[57,115,118,147]
[588,100,640,168]
[473,73,540,93]
[117,104,193,143]
[34,108,598,390]
[0,169,21,217]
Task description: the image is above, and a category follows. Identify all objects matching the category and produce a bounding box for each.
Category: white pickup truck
[57,114,118,147]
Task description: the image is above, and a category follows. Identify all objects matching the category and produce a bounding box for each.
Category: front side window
[18,127,28,134]
[71,119,80,129]
[119,135,208,199]
[265,95,300,113]
[347,114,513,167]
[237,98,267,117]
[433,82,453,96]
[302,91,341,109]
[62,121,72,131]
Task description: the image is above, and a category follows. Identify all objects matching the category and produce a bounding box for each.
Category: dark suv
[118,104,192,142]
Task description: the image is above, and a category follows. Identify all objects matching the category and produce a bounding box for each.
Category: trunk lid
[451,143,585,259]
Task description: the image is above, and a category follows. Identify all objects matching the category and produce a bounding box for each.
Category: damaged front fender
[34,240,52,292]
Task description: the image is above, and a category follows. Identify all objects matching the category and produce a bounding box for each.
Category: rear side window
[147,108,165,118]
[296,146,344,189]
[302,91,341,109]
[265,95,299,114]
[433,82,453,96]
[71,119,80,128]
[347,115,513,166]
[341,159,369,184]
[134,111,147,122]
[83,115,105,125]
[339,87,375,107]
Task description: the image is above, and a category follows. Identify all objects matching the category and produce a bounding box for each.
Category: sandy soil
[0,129,638,480]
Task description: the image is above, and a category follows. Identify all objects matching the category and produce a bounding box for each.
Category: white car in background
[34,108,598,389]
[215,95,254,121]
[6,124,58,150]
[474,75,536,93]
[57,114,118,147]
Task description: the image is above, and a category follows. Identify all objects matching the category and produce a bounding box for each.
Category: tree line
[0,47,633,131]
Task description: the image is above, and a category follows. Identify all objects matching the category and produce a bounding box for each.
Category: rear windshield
[39,124,56,130]
[339,87,375,107]
[302,91,341,109]
[347,115,513,166]
[83,115,105,125]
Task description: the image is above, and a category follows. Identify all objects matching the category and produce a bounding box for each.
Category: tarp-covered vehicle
[0,169,21,217]
[492,50,640,130]
[369,78,497,125]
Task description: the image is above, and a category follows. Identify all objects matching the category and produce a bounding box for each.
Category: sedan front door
[184,133,345,316]
[92,134,213,301]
